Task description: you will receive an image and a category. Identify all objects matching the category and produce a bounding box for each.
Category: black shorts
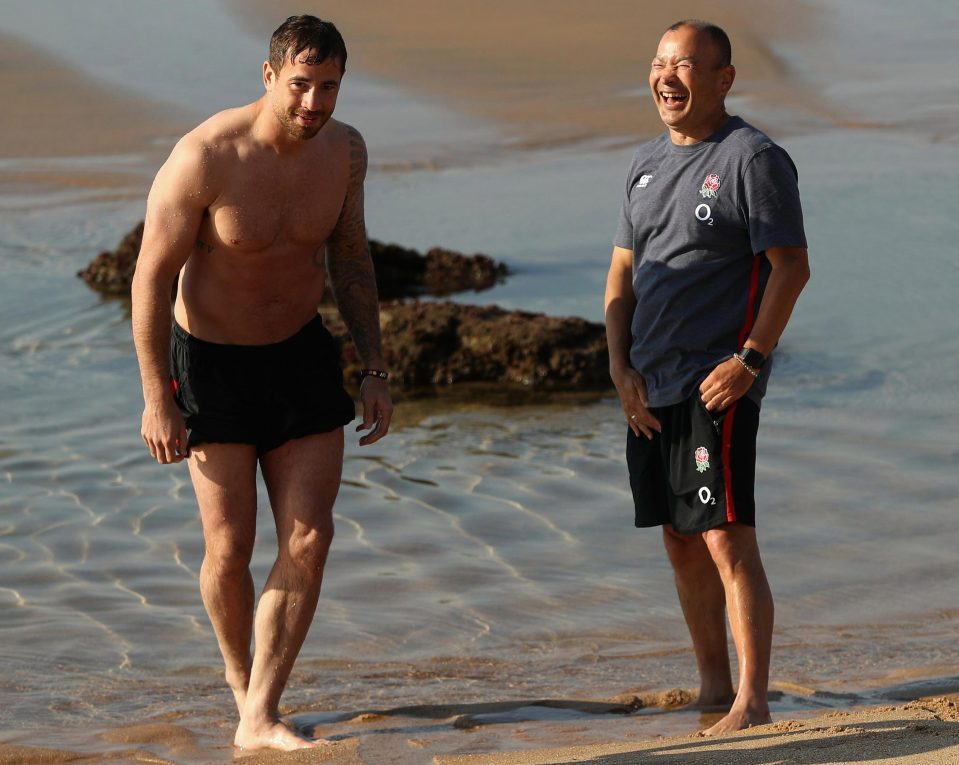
[626,394,759,535]
[170,315,355,456]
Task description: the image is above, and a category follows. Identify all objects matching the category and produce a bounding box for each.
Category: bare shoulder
[326,119,368,180]
[181,106,256,166]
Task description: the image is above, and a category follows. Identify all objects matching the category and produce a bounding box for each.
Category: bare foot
[699,701,771,736]
[234,718,333,751]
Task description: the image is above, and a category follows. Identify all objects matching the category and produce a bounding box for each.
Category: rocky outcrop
[369,241,508,298]
[77,222,507,298]
[78,222,143,295]
[81,222,610,393]
[324,301,609,391]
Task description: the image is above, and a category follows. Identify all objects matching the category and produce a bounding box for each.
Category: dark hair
[269,15,347,74]
[667,19,732,68]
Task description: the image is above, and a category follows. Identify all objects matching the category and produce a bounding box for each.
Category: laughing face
[649,25,735,144]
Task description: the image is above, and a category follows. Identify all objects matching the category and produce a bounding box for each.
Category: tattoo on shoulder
[345,125,367,185]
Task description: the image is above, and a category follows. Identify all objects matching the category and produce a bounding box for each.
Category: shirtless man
[131,16,392,751]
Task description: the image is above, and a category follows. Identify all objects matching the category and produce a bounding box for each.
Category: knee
[662,526,705,568]
[285,520,334,572]
[203,536,254,577]
[703,525,757,575]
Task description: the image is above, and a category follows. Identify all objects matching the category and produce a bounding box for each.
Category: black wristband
[359,368,389,380]
[736,347,766,370]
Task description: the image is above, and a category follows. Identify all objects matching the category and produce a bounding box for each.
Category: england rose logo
[700,173,721,199]
[694,446,710,473]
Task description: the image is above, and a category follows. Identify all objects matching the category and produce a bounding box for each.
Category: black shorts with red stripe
[626,393,759,535]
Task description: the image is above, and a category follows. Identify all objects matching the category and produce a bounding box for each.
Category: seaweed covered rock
[81,222,609,395]
[78,222,507,298]
[77,222,144,295]
[325,300,609,391]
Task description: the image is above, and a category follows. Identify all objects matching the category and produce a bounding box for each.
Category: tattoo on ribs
[195,239,214,254]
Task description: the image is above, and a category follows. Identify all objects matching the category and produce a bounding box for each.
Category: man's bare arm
[131,137,216,463]
[699,246,810,412]
[605,246,660,439]
[326,126,393,444]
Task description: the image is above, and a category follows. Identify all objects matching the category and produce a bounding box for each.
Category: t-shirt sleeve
[613,166,634,250]
[742,146,807,254]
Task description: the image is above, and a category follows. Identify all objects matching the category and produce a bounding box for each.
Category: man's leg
[662,525,736,708]
[233,430,343,751]
[701,522,774,735]
[188,443,259,715]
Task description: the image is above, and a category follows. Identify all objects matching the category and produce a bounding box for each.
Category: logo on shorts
[700,173,721,199]
[694,446,710,473]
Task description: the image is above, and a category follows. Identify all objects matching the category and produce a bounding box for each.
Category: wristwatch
[736,347,766,370]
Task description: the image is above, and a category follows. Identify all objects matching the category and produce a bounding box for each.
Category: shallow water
[2,1,959,763]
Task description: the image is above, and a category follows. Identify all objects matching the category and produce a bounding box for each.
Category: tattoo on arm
[327,126,384,365]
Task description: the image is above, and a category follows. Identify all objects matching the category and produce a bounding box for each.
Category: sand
[228,0,841,145]
[430,699,959,765]
[0,33,193,189]
[2,698,957,764]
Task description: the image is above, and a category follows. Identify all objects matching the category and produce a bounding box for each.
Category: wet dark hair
[667,19,732,68]
[269,15,347,74]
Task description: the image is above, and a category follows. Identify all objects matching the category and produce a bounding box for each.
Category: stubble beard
[274,105,325,141]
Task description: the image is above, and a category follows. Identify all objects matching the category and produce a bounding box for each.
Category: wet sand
[228,0,845,145]
[0,34,193,190]
[436,697,959,765]
[2,693,958,764]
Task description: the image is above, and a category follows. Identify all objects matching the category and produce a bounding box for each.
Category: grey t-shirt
[613,116,807,408]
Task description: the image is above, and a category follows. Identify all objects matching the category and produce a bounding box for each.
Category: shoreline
[3,690,959,764]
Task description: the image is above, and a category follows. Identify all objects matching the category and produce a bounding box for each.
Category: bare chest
[207,158,347,252]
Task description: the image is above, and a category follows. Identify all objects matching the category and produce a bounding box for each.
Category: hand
[356,376,393,446]
[611,366,661,439]
[141,396,189,464]
[699,357,755,412]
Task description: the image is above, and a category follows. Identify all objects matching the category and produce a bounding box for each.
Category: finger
[358,417,382,446]
[356,405,375,432]
[162,435,182,464]
[375,407,393,438]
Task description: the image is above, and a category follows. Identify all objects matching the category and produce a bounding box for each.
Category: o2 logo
[698,486,716,505]
[695,203,714,226]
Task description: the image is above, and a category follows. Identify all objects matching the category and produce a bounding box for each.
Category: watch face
[739,348,765,369]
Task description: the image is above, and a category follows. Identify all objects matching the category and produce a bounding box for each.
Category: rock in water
[326,301,609,392]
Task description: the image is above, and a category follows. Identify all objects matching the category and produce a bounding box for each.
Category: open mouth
[659,92,688,106]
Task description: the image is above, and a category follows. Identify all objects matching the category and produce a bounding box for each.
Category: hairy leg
[701,523,774,735]
[233,430,344,751]
[188,444,259,715]
[662,525,736,708]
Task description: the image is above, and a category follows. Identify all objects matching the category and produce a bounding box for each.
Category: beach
[1,0,959,763]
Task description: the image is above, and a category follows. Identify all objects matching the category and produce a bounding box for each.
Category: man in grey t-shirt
[604,20,809,735]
